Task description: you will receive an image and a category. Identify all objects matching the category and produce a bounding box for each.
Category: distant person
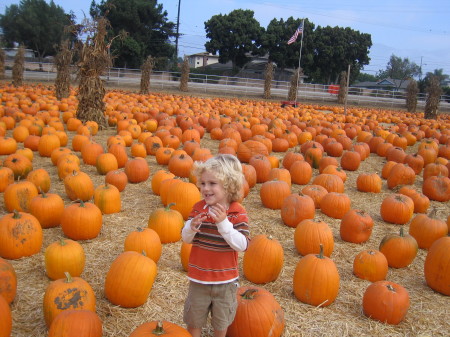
[182,154,249,337]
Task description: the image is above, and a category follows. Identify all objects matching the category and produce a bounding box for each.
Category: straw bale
[264,61,274,99]
[54,40,73,100]
[140,56,155,95]
[1,92,449,337]
[180,56,190,92]
[288,68,301,101]
[0,48,5,80]
[12,45,25,87]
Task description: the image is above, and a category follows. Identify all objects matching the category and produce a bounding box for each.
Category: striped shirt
[183,200,249,284]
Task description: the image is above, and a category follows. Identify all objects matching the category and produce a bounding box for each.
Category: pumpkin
[93,184,121,214]
[0,295,12,337]
[282,151,304,170]
[0,257,17,304]
[57,157,80,181]
[44,239,85,280]
[340,209,373,243]
[166,181,201,220]
[104,251,157,308]
[379,227,418,268]
[422,175,450,202]
[260,179,291,210]
[63,170,95,202]
[424,236,450,295]
[108,143,129,168]
[48,310,102,337]
[0,167,14,193]
[301,184,328,209]
[38,133,61,157]
[129,321,191,337]
[380,193,414,225]
[356,173,382,193]
[312,173,344,193]
[105,169,128,192]
[353,250,388,282]
[249,155,271,183]
[151,170,175,195]
[26,168,51,193]
[96,152,118,175]
[280,193,315,228]
[304,144,323,169]
[289,160,312,185]
[29,191,65,229]
[43,272,96,327]
[362,281,410,325]
[227,286,285,337]
[124,227,162,263]
[237,140,269,163]
[320,192,351,219]
[60,201,103,240]
[125,157,150,183]
[0,210,43,259]
[180,242,192,272]
[409,211,448,249]
[242,164,257,188]
[398,186,430,213]
[340,150,361,171]
[294,219,334,257]
[387,163,416,189]
[293,244,340,307]
[3,179,39,212]
[243,235,284,284]
[148,203,185,243]
[81,141,104,166]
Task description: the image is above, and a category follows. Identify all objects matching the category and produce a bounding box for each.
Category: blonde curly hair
[192,154,244,202]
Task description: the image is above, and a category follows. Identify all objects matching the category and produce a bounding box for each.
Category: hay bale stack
[55,40,73,100]
[179,56,189,92]
[263,61,273,99]
[406,79,418,112]
[76,17,111,129]
[140,55,155,94]
[424,75,442,119]
[338,71,347,104]
[12,45,25,87]
[287,68,301,101]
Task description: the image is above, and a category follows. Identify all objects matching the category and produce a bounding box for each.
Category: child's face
[199,170,228,207]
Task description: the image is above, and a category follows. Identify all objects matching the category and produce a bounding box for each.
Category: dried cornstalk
[12,45,25,87]
[405,79,418,112]
[55,40,73,100]
[337,71,347,104]
[0,49,5,80]
[76,17,112,129]
[424,75,442,119]
[263,61,273,99]
[287,68,301,101]
[179,56,189,92]
[140,55,155,94]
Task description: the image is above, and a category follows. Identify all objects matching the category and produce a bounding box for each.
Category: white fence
[4,61,450,111]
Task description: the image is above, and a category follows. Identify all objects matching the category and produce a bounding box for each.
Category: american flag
[287,23,304,45]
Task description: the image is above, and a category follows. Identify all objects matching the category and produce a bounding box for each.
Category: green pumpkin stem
[12,209,21,219]
[64,272,73,283]
[165,202,176,211]
[241,288,258,299]
[151,321,165,335]
[317,244,325,259]
[60,238,67,246]
[399,227,405,237]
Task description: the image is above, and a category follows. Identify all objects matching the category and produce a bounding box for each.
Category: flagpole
[294,19,305,105]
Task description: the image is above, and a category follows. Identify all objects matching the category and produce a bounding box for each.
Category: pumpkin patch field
[0,83,449,336]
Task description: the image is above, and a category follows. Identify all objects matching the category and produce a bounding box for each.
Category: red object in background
[328,85,340,95]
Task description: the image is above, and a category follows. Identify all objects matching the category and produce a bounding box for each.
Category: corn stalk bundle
[76,17,112,129]
[179,56,190,92]
[263,61,274,99]
[337,71,347,104]
[12,46,25,87]
[55,40,73,100]
[0,49,5,80]
[288,68,301,101]
[424,75,442,119]
[405,79,419,112]
[140,55,155,94]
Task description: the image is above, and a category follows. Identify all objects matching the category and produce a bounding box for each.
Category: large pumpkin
[227,286,285,337]
[260,179,291,210]
[104,251,157,308]
[48,309,102,337]
[0,257,17,304]
[0,295,12,337]
[129,320,191,337]
[293,245,340,307]
[0,211,43,260]
[124,227,162,263]
[294,219,334,257]
[280,193,315,228]
[3,180,39,213]
[60,201,103,240]
[93,184,121,214]
[148,204,184,243]
[165,181,201,220]
[63,170,95,202]
[43,272,96,327]
[379,227,418,268]
[45,239,85,280]
[424,236,450,295]
[243,235,284,284]
[340,209,373,244]
[353,250,388,282]
[362,281,410,325]
[409,211,448,249]
[380,193,414,225]
[29,191,65,229]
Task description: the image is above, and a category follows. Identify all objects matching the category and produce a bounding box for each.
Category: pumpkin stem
[317,244,325,259]
[241,288,258,299]
[386,284,396,293]
[59,238,67,246]
[64,272,73,283]
[12,209,21,219]
[399,227,405,237]
[165,203,176,211]
[151,321,165,335]
[136,227,144,232]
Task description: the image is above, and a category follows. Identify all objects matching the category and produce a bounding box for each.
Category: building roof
[353,78,411,90]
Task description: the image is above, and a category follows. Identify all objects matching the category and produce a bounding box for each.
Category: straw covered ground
[1,90,450,337]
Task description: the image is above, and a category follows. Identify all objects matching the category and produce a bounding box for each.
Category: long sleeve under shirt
[182,200,249,284]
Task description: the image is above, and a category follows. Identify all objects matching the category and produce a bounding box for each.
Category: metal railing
[3,60,450,110]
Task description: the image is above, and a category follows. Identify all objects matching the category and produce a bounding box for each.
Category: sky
[2,0,450,76]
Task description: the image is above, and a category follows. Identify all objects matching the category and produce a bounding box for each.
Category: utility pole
[344,64,351,115]
[175,0,181,61]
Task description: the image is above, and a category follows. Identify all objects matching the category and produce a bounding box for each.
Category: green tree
[204,9,264,70]
[377,55,421,89]
[311,26,372,84]
[0,0,74,63]
[90,0,176,69]
[260,17,315,72]
[356,72,378,83]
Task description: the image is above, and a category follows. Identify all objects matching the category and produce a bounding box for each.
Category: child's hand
[208,204,227,223]
[190,214,206,232]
